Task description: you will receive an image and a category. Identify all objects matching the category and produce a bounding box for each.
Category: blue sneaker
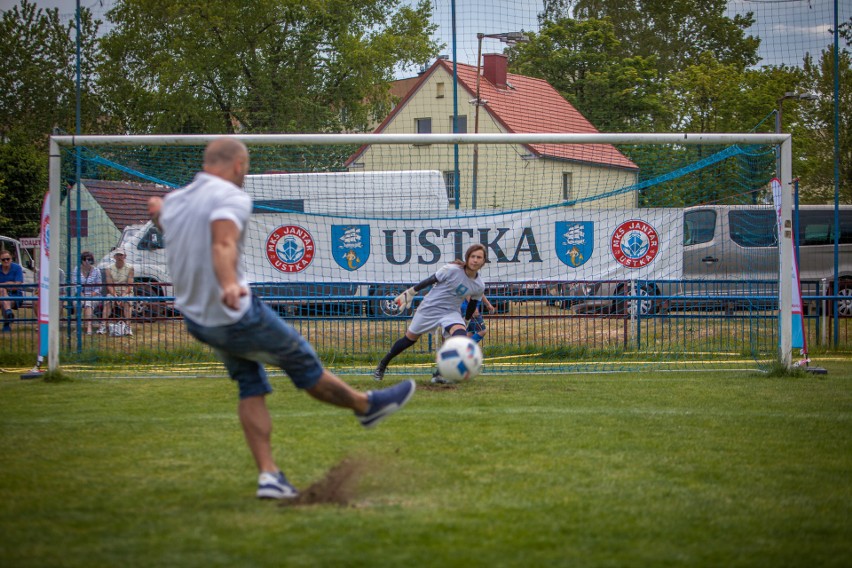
[256,471,299,500]
[357,379,416,429]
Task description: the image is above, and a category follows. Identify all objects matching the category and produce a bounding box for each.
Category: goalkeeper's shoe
[430,371,449,384]
[257,471,299,500]
[372,365,386,381]
[357,379,416,429]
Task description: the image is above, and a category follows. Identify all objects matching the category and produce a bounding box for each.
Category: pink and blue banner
[37,192,50,363]
[771,179,806,354]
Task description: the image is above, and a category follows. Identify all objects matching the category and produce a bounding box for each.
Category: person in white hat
[100,246,135,335]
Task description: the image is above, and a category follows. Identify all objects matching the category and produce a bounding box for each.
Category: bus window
[798,210,852,246]
[729,210,777,247]
[684,209,716,245]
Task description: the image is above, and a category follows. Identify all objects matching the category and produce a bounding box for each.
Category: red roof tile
[82,180,172,230]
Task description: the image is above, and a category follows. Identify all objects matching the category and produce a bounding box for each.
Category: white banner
[38,192,50,360]
[771,178,806,352]
[245,208,684,284]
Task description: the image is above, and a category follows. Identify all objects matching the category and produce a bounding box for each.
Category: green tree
[661,52,799,133]
[796,47,852,204]
[0,0,104,146]
[540,0,760,77]
[0,143,47,238]
[509,17,662,132]
[97,0,439,134]
[0,1,104,238]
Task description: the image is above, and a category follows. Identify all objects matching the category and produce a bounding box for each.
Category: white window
[443,171,456,203]
[562,172,573,204]
[436,82,445,98]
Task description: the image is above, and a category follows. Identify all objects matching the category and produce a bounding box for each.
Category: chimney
[482,53,508,89]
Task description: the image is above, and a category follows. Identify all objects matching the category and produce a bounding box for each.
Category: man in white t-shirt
[147,137,414,501]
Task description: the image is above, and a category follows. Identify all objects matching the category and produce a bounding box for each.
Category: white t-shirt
[160,172,253,326]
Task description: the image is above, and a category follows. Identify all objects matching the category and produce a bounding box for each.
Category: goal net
[47,133,794,376]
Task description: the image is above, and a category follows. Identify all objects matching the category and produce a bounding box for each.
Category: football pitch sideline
[1,362,851,567]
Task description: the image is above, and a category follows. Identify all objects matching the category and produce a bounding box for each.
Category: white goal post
[47,132,794,372]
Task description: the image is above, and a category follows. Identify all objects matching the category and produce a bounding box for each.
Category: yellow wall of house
[60,185,122,266]
[354,66,638,209]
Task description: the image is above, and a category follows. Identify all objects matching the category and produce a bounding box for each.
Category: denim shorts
[184,295,324,398]
[2,290,24,309]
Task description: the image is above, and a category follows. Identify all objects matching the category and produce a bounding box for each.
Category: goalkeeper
[373,243,487,383]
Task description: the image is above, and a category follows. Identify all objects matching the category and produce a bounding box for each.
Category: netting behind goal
[49,133,795,377]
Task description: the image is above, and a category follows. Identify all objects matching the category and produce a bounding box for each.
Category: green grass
[2,362,851,567]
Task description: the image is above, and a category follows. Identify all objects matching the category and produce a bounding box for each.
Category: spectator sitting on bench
[73,250,102,335]
[99,247,134,336]
[1,251,24,332]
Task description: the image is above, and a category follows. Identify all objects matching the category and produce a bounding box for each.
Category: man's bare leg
[306,370,370,414]
[238,395,278,473]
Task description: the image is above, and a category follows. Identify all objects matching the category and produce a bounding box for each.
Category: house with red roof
[347,56,638,209]
[60,180,171,261]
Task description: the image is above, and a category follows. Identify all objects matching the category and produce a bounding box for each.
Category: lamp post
[471,31,529,209]
[776,91,818,134]
[775,91,818,176]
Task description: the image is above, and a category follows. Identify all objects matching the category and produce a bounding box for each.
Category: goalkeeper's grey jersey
[408,263,485,336]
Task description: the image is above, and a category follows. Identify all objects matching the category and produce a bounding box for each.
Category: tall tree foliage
[509,17,662,132]
[796,47,852,204]
[0,0,103,146]
[526,2,817,205]
[97,0,439,134]
[540,0,760,76]
[0,143,46,237]
[0,1,103,237]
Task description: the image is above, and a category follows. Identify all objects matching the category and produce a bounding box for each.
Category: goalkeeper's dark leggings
[378,327,467,370]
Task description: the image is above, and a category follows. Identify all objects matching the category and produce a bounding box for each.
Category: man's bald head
[203,138,250,187]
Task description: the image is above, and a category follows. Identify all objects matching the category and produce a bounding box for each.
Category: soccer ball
[436,336,483,383]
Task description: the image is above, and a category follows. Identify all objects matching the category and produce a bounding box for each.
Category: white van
[99,170,450,317]
[556,205,852,316]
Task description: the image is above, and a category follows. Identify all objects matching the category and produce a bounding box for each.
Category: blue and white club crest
[331,225,370,271]
[555,221,593,268]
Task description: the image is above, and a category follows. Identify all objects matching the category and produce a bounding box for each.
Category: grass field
[1,361,851,567]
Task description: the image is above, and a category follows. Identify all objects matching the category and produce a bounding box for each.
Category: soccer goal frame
[47,132,794,373]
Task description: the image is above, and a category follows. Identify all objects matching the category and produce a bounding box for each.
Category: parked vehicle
[0,235,36,280]
[552,205,852,316]
[0,235,38,316]
[0,236,37,313]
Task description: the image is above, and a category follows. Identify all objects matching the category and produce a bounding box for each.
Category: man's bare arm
[211,219,247,310]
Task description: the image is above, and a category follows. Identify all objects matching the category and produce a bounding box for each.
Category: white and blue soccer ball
[436,336,483,383]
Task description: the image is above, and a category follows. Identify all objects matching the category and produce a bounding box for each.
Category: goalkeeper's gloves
[394,287,416,309]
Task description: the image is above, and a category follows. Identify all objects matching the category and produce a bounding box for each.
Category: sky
[2,0,848,73]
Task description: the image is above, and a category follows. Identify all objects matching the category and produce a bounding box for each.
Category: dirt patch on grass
[282,456,368,507]
[419,383,458,391]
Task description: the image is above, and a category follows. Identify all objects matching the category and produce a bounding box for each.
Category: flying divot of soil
[281,456,367,507]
